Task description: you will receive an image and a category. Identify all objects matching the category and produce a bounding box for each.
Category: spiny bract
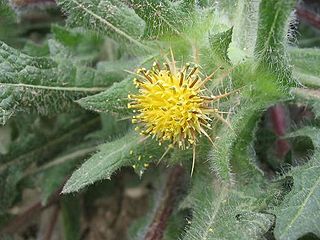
[128,62,227,149]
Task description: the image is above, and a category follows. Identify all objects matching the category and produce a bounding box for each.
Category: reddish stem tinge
[144,165,187,240]
[269,104,291,159]
[296,3,320,29]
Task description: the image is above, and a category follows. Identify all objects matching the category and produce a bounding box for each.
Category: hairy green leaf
[183,171,274,240]
[289,47,320,88]
[57,0,146,48]
[76,78,135,116]
[273,151,320,240]
[209,27,233,63]
[209,64,288,182]
[254,0,295,80]
[273,127,320,239]
[291,88,320,118]
[228,0,261,63]
[129,0,193,38]
[0,41,108,124]
[289,48,320,77]
[62,131,159,193]
[209,100,259,182]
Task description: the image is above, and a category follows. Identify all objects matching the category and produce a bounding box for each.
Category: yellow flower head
[128,62,219,149]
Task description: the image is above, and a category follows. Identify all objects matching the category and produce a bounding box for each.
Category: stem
[269,104,291,159]
[144,165,187,240]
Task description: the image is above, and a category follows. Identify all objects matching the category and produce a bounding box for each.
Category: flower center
[129,64,212,148]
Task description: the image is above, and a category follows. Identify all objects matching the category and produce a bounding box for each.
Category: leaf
[228,0,261,64]
[0,115,100,213]
[0,2,20,45]
[76,53,158,115]
[0,114,99,166]
[0,41,107,124]
[286,126,320,150]
[51,25,105,60]
[57,0,146,48]
[289,47,320,88]
[129,0,193,38]
[183,169,274,240]
[0,164,23,214]
[293,72,320,89]
[62,130,159,193]
[254,0,296,80]
[39,163,76,205]
[76,77,135,116]
[273,127,320,239]
[95,57,145,87]
[273,151,320,240]
[289,47,320,77]
[291,88,320,118]
[209,100,257,182]
[209,27,233,63]
[209,61,291,182]
[0,125,11,154]
[179,0,196,13]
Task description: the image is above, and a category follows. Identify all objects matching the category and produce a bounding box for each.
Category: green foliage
[291,88,320,118]
[209,64,289,182]
[62,131,160,193]
[0,113,99,215]
[228,0,260,63]
[62,131,138,193]
[254,0,295,80]
[0,2,21,46]
[274,127,320,240]
[289,47,320,88]
[183,168,274,240]
[0,164,23,215]
[209,27,233,63]
[0,41,108,124]
[57,0,146,47]
[128,0,194,38]
[0,0,319,239]
[61,195,81,240]
[77,78,135,116]
[39,161,76,205]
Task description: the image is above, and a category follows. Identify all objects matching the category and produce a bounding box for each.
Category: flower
[128,62,223,150]
[128,61,233,175]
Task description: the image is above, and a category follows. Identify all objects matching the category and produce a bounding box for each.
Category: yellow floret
[129,63,214,149]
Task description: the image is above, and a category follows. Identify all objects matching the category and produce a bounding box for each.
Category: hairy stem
[144,165,187,240]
